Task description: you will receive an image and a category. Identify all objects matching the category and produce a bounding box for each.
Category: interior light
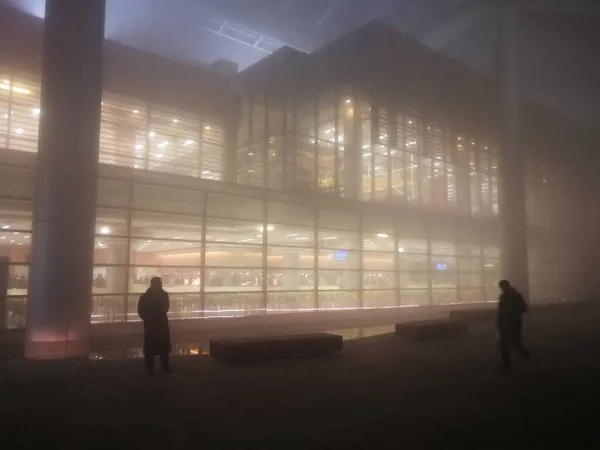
[376,233,388,238]
[15,128,24,134]
[184,140,194,146]
[345,99,351,104]
[32,108,40,116]
[2,225,10,229]
[99,226,110,235]
[259,225,275,232]
[485,146,489,150]
[241,238,254,242]
[12,87,31,94]
[173,119,178,123]
[202,170,210,175]
[9,240,15,243]
[2,114,7,119]
[0,237,5,240]
[285,233,299,237]
[363,152,371,157]
[398,247,405,253]
[457,137,462,140]
[134,165,140,169]
[323,236,337,240]
[133,109,139,114]
[157,154,164,158]
[205,126,211,130]
[173,236,182,239]
[24,235,30,239]
[248,152,254,156]
[295,237,309,240]
[13,232,19,235]
[408,120,413,124]
[149,132,155,137]
[471,142,475,145]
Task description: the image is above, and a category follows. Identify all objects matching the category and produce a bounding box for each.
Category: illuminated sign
[333,251,349,262]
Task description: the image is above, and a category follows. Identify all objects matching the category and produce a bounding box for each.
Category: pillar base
[25,338,90,360]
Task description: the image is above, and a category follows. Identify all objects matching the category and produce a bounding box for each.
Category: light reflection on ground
[89,325,396,360]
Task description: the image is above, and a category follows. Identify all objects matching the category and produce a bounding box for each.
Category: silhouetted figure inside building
[94,273,106,289]
[497,279,530,370]
[138,276,171,374]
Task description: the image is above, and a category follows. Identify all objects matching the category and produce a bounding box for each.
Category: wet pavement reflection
[89,324,396,360]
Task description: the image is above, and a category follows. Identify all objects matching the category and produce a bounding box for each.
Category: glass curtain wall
[0,67,226,180]
[0,67,583,329]
[88,165,505,325]
[236,85,499,217]
[524,155,579,302]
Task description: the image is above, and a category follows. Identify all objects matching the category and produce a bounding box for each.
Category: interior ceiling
[6,0,600,126]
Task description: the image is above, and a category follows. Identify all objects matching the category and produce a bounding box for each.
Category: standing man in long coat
[138,277,171,374]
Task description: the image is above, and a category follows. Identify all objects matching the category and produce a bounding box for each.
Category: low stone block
[395,319,468,341]
[449,309,495,322]
[209,332,343,364]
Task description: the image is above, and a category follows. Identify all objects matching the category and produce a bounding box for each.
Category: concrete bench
[395,319,468,341]
[449,309,495,322]
[209,332,343,364]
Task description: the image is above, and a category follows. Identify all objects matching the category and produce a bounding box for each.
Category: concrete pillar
[497,0,529,298]
[25,0,105,359]
[343,99,362,200]
[222,107,240,183]
[0,256,8,330]
[106,240,128,294]
[281,252,300,291]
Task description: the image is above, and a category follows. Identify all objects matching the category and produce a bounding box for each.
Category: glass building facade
[0,10,592,333]
[237,87,499,216]
[3,152,503,328]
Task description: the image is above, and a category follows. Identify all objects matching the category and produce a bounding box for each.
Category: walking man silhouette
[497,279,530,371]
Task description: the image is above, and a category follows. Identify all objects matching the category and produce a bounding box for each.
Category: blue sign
[436,263,448,271]
[333,251,349,262]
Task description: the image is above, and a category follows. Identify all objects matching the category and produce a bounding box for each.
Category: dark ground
[1,304,600,449]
